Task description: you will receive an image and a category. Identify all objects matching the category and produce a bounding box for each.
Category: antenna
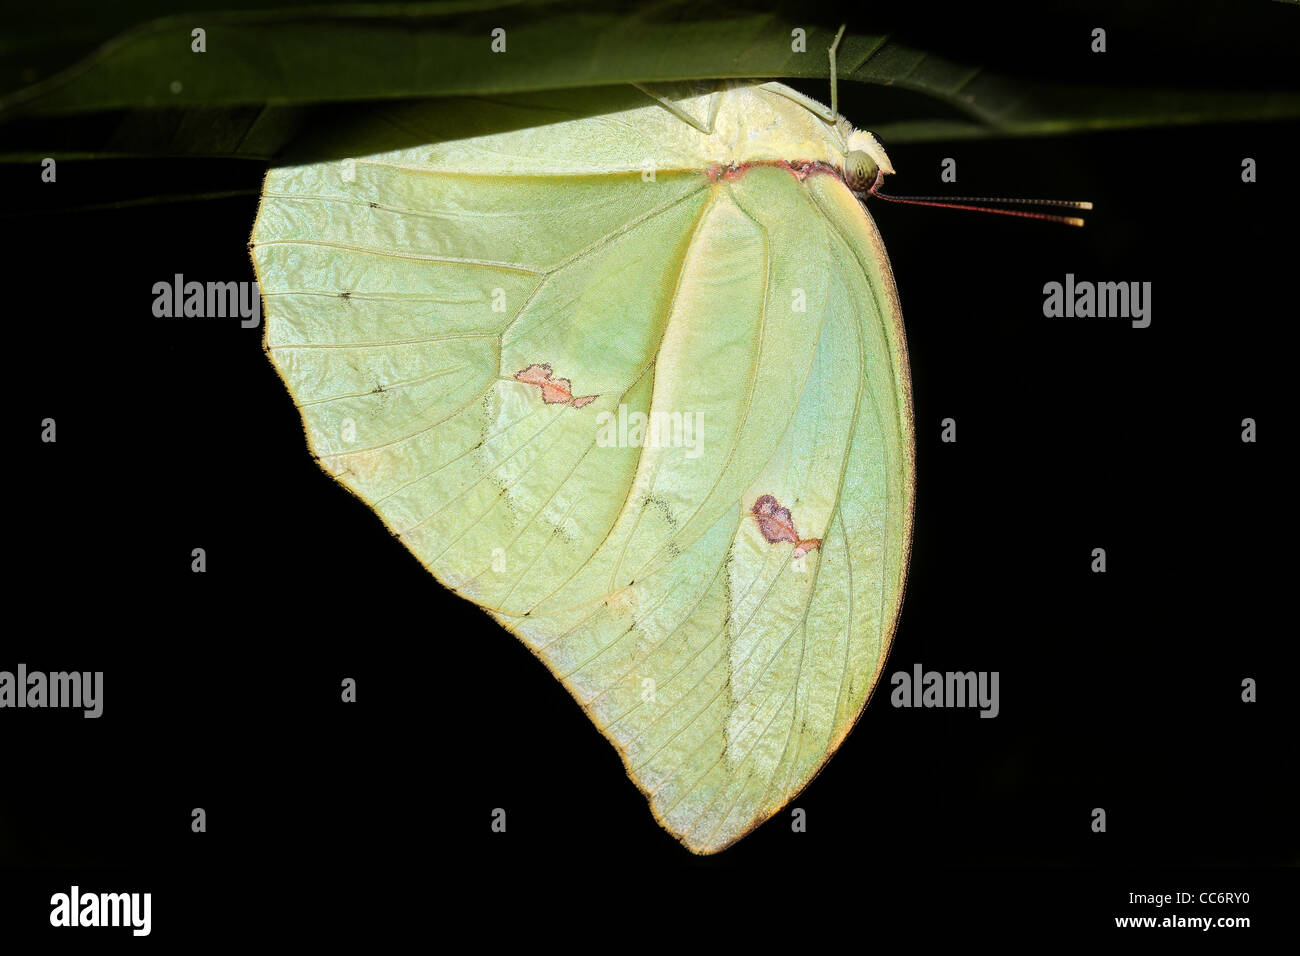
[858,170,1092,227]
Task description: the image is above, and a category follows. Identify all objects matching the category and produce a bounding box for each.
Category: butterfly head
[842,129,894,192]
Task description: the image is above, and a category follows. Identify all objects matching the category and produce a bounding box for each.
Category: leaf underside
[3,2,1298,163]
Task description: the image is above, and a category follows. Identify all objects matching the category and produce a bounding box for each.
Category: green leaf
[2,1,1296,155]
[0,103,312,162]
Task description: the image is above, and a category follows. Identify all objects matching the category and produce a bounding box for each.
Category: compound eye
[844,150,878,191]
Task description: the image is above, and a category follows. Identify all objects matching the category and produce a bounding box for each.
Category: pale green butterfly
[249,28,1077,853]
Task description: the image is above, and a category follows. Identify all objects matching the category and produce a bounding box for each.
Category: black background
[2,0,1296,942]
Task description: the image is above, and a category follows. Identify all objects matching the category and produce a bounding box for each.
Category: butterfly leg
[632,84,720,135]
[828,22,845,121]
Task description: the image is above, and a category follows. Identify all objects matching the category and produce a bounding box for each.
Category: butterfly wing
[250,88,913,853]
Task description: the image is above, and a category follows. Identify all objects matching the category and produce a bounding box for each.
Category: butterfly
[250,26,918,853]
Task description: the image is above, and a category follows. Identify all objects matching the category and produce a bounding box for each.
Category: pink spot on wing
[750,494,821,558]
[792,538,821,559]
[751,494,798,545]
[514,363,598,408]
